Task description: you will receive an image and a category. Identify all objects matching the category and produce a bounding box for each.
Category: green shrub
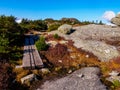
[35,36,48,51]
[10,52,23,60]
[47,24,60,32]
[100,77,113,89]
[112,80,120,89]
[53,34,59,39]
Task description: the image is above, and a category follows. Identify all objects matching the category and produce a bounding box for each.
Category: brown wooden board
[22,36,43,69]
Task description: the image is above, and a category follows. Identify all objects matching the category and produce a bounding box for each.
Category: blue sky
[0,0,120,22]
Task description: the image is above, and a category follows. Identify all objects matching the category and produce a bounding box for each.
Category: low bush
[0,62,13,90]
[47,24,60,32]
[47,43,68,59]
[112,80,120,89]
[35,36,48,51]
[45,43,70,67]
[45,34,64,41]
[53,33,59,39]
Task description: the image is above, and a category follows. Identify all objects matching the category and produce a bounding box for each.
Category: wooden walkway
[22,35,43,69]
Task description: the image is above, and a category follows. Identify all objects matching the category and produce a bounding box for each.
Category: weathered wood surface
[22,36,43,69]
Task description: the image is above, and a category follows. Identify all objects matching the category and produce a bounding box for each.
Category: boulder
[111,14,120,26]
[58,24,72,34]
[21,74,36,84]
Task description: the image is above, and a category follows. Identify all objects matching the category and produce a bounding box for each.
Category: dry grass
[13,68,30,82]
[16,59,22,65]
[99,57,120,77]
[41,34,101,68]
[105,40,120,47]
[109,57,120,72]
[13,68,42,83]
[69,46,100,67]
[99,62,111,77]
[45,34,65,42]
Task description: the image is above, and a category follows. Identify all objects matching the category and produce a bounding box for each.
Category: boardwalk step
[22,36,43,69]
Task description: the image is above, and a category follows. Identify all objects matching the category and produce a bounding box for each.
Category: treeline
[44,18,103,25]
[20,19,47,32]
[19,17,104,32]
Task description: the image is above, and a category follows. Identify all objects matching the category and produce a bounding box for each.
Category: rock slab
[37,67,107,90]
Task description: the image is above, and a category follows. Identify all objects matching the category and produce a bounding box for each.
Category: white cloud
[16,18,22,23]
[102,11,115,21]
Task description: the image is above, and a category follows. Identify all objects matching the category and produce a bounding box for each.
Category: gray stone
[37,67,107,90]
[21,74,36,84]
[58,24,72,34]
[68,70,72,74]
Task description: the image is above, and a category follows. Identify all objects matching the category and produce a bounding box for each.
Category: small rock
[68,49,73,52]
[104,49,110,54]
[55,67,62,71]
[77,74,83,78]
[46,41,57,47]
[41,68,50,74]
[15,65,23,69]
[109,71,119,76]
[21,74,36,84]
[85,55,89,58]
[59,40,68,44]
[70,55,76,59]
[68,70,72,74]
[58,60,62,63]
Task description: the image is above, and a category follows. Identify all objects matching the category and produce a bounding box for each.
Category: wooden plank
[29,38,35,69]
[23,38,31,69]
[29,45,35,69]
[22,45,31,68]
[31,45,43,68]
